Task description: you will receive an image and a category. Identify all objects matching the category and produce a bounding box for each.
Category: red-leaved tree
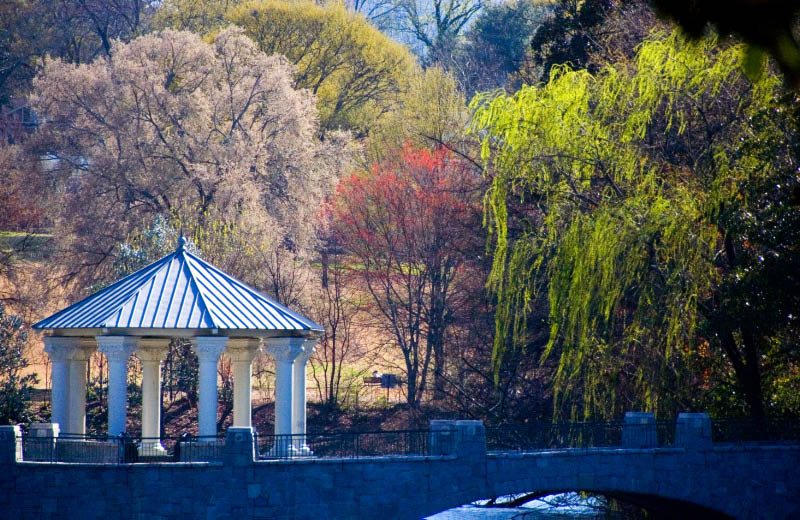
[327,144,481,406]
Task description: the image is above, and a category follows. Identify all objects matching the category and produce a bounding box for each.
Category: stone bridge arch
[481,450,735,519]
[417,443,799,519]
[420,417,800,520]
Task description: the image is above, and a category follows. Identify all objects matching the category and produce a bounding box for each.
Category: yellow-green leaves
[228,1,414,134]
[367,66,469,161]
[471,30,780,419]
[154,0,246,33]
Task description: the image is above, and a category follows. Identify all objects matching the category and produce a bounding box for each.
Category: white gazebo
[33,238,322,449]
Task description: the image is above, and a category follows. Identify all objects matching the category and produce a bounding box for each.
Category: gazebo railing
[20,432,225,464]
[20,428,457,463]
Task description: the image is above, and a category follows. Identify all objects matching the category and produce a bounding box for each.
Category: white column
[263,338,304,441]
[227,338,261,428]
[97,336,138,436]
[67,340,96,435]
[137,339,168,451]
[43,337,78,433]
[192,336,228,439]
[292,339,316,452]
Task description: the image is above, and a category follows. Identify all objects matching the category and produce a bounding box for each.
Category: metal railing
[656,421,676,446]
[710,418,800,444]
[256,429,454,460]
[487,422,624,451]
[20,432,225,464]
[486,421,676,452]
[16,418,800,464]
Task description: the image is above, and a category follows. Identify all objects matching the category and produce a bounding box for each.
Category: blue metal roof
[33,242,322,334]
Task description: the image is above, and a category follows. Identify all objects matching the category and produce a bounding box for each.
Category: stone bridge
[1,414,798,520]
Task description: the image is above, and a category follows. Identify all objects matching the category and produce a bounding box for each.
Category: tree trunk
[321,250,329,288]
[432,341,445,400]
[406,364,418,407]
[740,325,766,419]
[718,230,766,419]
[429,268,446,401]
[328,343,337,408]
[720,328,765,419]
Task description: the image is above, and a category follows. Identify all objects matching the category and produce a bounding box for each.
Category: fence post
[623,412,657,448]
[28,423,59,461]
[0,425,21,465]
[454,420,486,459]
[225,427,255,466]
[429,420,486,458]
[675,412,712,450]
[429,420,457,456]
[117,433,125,463]
[30,422,59,437]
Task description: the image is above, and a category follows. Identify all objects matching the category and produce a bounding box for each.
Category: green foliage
[85,380,107,435]
[367,66,469,160]
[469,0,547,73]
[472,30,793,419]
[227,0,414,134]
[154,0,246,33]
[0,302,37,425]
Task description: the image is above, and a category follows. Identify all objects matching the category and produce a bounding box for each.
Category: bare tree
[329,145,480,406]
[261,247,309,309]
[395,0,483,60]
[1,0,156,102]
[343,0,401,32]
[309,256,369,409]
[73,0,154,56]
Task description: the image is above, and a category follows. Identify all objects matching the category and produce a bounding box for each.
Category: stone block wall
[0,423,487,520]
[486,444,800,519]
[2,418,800,519]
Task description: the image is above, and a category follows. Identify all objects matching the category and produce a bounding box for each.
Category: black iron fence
[710,418,800,444]
[18,417,799,464]
[19,428,455,463]
[20,432,225,464]
[256,429,454,460]
[486,418,800,452]
[486,421,677,452]
[656,421,676,446]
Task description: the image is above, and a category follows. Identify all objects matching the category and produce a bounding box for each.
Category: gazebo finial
[177,234,186,251]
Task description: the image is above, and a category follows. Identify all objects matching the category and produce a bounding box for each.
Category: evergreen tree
[0,302,37,425]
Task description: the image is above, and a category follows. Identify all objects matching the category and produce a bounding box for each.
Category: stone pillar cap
[625,412,656,423]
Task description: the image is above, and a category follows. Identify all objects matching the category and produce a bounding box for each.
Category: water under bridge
[1,413,798,519]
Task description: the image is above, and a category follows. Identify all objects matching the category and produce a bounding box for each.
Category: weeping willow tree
[471,30,797,420]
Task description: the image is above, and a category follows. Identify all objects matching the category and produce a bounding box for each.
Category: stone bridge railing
[485,411,716,452]
[1,414,799,519]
